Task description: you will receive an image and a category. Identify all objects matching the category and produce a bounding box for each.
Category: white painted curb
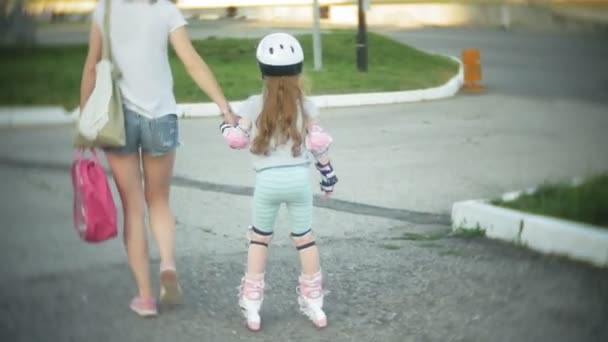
[0,56,463,127]
[452,200,608,267]
[452,200,525,243]
[0,107,77,127]
[179,56,463,118]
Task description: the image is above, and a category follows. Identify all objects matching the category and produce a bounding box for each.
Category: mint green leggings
[252,165,313,236]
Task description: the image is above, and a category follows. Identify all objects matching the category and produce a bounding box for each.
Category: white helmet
[256,33,304,77]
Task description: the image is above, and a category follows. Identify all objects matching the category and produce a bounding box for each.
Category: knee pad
[305,125,332,157]
[248,226,273,247]
[291,229,316,251]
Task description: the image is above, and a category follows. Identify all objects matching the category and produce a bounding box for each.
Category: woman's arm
[170,27,237,125]
[79,22,103,112]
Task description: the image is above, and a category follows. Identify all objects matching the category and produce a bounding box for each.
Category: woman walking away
[79,0,237,317]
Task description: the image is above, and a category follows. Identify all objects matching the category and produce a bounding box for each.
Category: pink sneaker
[129,297,158,317]
[297,272,327,329]
[160,268,183,305]
[238,276,265,332]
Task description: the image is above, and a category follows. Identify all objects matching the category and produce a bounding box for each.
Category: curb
[0,57,463,127]
[451,200,608,268]
[0,107,77,127]
[179,57,463,118]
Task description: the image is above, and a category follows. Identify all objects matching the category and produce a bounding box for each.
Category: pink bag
[71,149,117,243]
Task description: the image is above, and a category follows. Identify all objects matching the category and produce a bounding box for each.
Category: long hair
[251,76,305,157]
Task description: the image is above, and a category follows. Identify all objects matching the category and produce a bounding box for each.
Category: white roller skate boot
[297,271,327,329]
[238,275,265,331]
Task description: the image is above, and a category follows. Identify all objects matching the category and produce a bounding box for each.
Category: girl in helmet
[220,33,337,331]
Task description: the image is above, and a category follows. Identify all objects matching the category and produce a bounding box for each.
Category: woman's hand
[222,108,239,126]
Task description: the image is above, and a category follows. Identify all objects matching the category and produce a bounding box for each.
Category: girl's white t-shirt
[238,94,320,171]
[93,0,187,118]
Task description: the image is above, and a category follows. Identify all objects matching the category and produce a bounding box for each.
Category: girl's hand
[220,121,250,149]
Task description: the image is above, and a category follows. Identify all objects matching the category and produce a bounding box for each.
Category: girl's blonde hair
[251,76,306,157]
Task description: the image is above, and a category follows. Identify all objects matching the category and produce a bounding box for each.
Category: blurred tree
[1,0,36,46]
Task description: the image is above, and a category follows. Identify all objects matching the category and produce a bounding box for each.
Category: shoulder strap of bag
[102,1,122,80]
[102,0,111,61]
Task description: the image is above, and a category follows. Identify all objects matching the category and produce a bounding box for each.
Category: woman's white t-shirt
[93,0,187,118]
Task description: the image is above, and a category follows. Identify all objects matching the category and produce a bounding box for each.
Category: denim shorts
[105,108,179,157]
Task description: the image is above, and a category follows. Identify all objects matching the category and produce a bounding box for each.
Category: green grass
[380,244,402,250]
[451,227,486,238]
[439,249,469,257]
[391,232,447,241]
[492,173,608,228]
[0,31,458,108]
[417,242,444,248]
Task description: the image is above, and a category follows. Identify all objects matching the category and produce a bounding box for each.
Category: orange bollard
[462,49,483,92]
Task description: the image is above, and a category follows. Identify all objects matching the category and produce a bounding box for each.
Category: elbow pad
[305,125,333,157]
